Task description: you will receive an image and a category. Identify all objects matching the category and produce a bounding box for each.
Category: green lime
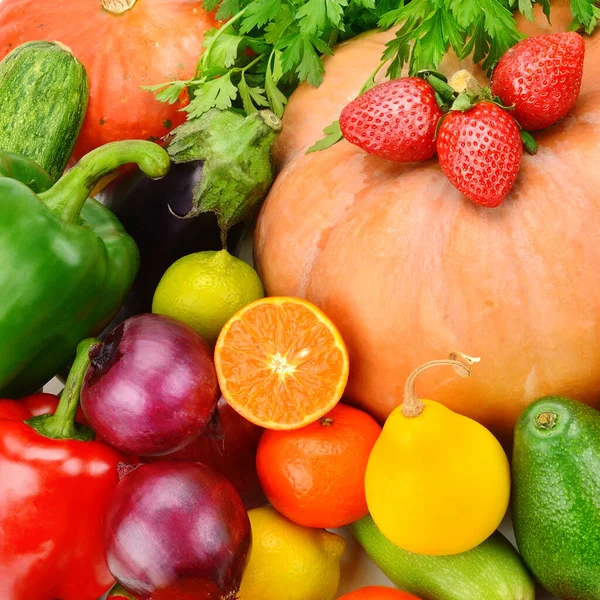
[152,250,264,344]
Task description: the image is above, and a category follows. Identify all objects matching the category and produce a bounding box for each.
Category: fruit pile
[0,1,598,600]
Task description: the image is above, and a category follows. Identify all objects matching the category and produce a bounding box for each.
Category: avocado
[513,396,600,599]
[351,516,534,600]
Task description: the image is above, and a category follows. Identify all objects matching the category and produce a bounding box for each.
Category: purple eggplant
[97,109,281,334]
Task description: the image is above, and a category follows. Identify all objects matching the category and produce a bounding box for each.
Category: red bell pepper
[0,399,31,421]
[0,339,122,600]
[0,391,88,424]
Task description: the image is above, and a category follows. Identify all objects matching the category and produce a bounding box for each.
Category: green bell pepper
[0,151,54,194]
[0,140,170,398]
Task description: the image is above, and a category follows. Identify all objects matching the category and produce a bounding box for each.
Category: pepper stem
[40,140,170,224]
[26,338,100,441]
[401,352,480,418]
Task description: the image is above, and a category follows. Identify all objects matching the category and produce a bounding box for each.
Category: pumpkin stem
[102,0,137,14]
[401,352,480,418]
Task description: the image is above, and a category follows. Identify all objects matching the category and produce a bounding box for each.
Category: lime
[239,506,346,600]
[152,250,264,344]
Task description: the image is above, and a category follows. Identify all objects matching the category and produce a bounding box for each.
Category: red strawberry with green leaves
[437,102,523,208]
[491,32,585,131]
[339,77,443,162]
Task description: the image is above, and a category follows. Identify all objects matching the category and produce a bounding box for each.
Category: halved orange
[214,297,350,430]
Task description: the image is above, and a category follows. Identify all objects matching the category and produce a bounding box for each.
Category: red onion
[103,462,251,600]
[144,396,266,509]
[81,314,219,456]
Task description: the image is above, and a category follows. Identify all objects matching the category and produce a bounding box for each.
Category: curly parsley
[144,0,599,121]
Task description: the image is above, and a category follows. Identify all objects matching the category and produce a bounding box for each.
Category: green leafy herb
[145,0,599,124]
[142,80,188,105]
[570,0,600,33]
[307,120,343,152]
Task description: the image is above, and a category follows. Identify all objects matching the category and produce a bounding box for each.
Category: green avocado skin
[513,396,600,600]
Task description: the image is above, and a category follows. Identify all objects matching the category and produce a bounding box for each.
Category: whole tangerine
[256,403,381,529]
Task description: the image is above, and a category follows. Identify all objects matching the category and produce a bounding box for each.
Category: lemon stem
[401,352,480,418]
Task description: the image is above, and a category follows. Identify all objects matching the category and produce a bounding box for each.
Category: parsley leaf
[239,73,269,113]
[240,0,282,34]
[296,37,328,86]
[571,0,600,33]
[264,4,295,44]
[265,51,288,116]
[296,0,348,34]
[518,0,535,21]
[142,81,188,105]
[186,73,239,119]
[215,0,240,19]
[381,0,524,78]
[203,30,244,69]
[307,120,343,152]
[145,0,598,127]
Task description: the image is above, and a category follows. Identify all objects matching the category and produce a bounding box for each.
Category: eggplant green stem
[401,352,480,418]
[40,140,170,224]
[27,338,100,441]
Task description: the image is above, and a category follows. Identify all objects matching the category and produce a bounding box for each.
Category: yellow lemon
[152,249,264,344]
[239,506,346,600]
[365,355,511,556]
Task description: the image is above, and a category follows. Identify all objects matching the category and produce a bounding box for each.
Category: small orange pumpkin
[0,0,216,159]
[255,2,600,443]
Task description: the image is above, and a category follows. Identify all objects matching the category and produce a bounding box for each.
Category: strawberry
[339,77,443,162]
[491,32,585,131]
[437,102,523,208]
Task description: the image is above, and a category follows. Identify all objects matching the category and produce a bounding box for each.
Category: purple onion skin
[82,314,219,457]
[144,397,267,509]
[104,462,251,600]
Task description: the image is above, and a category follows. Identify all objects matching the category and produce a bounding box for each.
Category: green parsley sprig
[144,0,599,124]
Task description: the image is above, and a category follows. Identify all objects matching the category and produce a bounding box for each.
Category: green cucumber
[0,41,88,180]
[513,396,600,600]
[351,516,534,600]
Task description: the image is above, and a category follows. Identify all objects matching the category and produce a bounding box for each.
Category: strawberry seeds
[336,31,586,208]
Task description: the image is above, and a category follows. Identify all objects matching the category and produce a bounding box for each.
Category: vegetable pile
[0,1,599,600]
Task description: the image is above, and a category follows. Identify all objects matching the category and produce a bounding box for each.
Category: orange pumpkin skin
[255,2,600,444]
[0,0,215,160]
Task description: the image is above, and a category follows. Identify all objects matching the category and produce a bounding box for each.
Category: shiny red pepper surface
[0,340,122,600]
[0,392,88,424]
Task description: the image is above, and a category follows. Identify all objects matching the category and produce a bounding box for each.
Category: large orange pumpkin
[0,0,215,159]
[255,2,600,443]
